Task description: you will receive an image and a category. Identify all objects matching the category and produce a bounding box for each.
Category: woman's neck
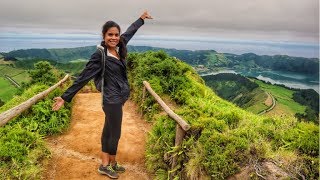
[107,46,120,59]
[107,46,116,51]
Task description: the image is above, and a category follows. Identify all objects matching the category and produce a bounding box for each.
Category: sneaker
[112,162,126,173]
[98,164,119,179]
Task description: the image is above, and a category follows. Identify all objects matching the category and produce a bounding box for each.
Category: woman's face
[104,27,120,48]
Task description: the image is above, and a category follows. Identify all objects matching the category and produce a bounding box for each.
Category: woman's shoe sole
[98,169,119,179]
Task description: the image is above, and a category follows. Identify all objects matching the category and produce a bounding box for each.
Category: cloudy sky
[0,0,318,43]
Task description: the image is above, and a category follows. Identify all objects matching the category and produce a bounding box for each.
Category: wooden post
[142,85,146,100]
[142,80,190,179]
[143,81,190,131]
[0,74,70,127]
[141,86,146,118]
[171,124,186,178]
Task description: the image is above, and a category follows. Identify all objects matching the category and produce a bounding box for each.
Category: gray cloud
[0,0,318,42]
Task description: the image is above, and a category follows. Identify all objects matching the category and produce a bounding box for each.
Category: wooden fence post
[142,80,190,179]
[171,124,186,178]
[140,86,146,118]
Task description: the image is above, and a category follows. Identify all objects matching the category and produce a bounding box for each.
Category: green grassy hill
[253,79,306,117]
[0,59,87,103]
[201,73,312,120]
[3,46,96,62]
[0,63,72,179]
[0,77,17,102]
[0,64,30,84]
[127,51,318,179]
[0,62,30,102]
[2,46,318,76]
[202,73,268,114]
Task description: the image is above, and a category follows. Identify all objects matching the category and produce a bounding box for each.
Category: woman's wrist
[140,15,146,20]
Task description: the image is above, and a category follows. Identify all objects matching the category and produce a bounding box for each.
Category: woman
[52,11,152,179]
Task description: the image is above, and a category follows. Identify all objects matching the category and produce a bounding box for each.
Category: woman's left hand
[140,10,153,20]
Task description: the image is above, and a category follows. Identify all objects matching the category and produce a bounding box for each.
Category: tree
[29,61,57,86]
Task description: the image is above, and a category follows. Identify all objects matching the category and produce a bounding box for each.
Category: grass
[0,77,17,102]
[0,64,30,102]
[0,64,30,84]
[0,59,14,65]
[253,79,306,117]
[69,59,88,63]
[245,88,268,113]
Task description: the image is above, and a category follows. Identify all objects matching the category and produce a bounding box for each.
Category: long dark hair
[102,21,127,59]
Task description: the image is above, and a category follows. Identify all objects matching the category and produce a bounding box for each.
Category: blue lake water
[200,69,319,93]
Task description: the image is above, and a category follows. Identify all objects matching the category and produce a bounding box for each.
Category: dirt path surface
[43,93,152,180]
[264,92,273,107]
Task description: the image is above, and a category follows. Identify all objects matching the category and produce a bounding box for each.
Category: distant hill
[2,46,96,62]
[203,73,319,122]
[2,45,319,75]
[225,53,319,74]
[202,73,268,114]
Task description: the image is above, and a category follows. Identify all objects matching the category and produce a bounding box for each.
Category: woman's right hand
[52,97,65,111]
[140,10,153,20]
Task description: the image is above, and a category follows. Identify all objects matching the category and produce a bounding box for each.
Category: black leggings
[101,103,123,155]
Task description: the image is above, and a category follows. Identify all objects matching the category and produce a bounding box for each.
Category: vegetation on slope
[3,46,95,62]
[0,58,87,107]
[202,73,268,114]
[0,61,72,179]
[0,62,30,102]
[253,79,307,118]
[127,51,319,179]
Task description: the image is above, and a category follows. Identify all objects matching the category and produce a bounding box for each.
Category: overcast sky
[0,0,319,43]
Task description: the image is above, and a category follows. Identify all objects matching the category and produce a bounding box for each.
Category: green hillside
[0,63,30,84]
[0,59,87,104]
[2,46,318,76]
[201,73,312,120]
[127,51,318,179]
[3,46,96,62]
[0,62,72,179]
[0,63,30,102]
[202,73,268,114]
[253,79,306,117]
[0,77,17,102]
[225,53,319,75]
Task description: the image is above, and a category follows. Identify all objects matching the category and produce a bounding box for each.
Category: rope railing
[142,81,190,177]
[0,74,70,127]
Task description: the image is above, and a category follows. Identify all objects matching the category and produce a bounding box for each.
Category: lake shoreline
[199,68,319,93]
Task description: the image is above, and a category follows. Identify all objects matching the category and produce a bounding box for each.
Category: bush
[0,125,50,179]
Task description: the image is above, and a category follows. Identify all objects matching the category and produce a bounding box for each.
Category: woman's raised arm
[121,11,153,45]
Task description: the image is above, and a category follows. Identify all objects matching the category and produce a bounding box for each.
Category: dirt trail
[43,93,152,180]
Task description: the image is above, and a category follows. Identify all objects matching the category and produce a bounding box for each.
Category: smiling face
[103,27,120,49]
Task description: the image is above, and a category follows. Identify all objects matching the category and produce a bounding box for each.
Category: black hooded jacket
[61,18,144,104]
